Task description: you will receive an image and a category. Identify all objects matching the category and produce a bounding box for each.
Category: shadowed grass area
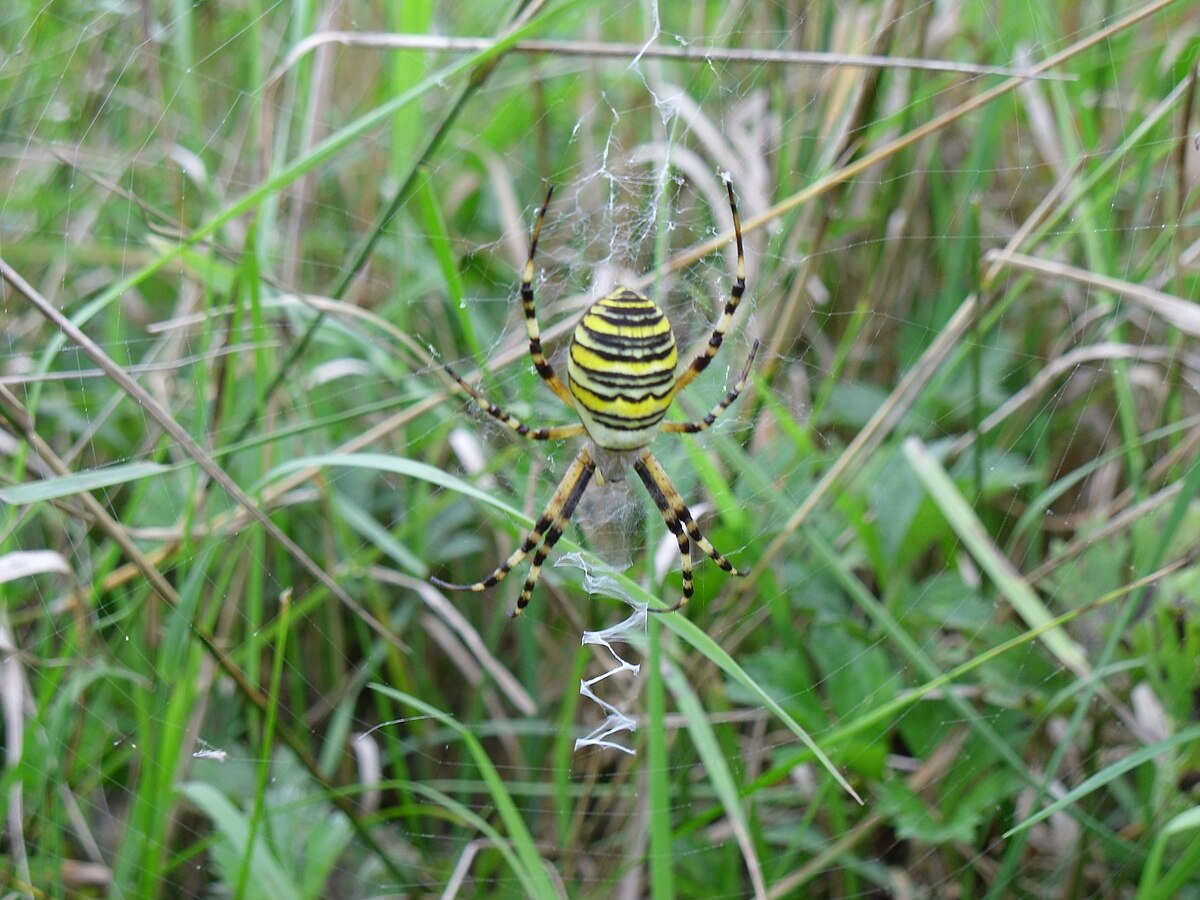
[3,1,1200,896]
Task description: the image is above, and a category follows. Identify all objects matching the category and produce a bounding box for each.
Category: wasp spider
[432,179,758,616]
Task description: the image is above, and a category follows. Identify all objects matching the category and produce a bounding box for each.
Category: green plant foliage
[4,1,1200,896]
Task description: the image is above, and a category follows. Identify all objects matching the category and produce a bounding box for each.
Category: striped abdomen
[567,288,678,451]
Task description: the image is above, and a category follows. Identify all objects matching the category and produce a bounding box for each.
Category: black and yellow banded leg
[440,361,585,441]
[672,180,747,395]
[662,339,760,436]
[520,185,576,409]
[512,446,596,616]
[432,446,596,616]
[635,465,695,613]
[633,448,744,585]
[432,177,756,616]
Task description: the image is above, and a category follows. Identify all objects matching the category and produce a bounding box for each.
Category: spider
[431,178,758,616]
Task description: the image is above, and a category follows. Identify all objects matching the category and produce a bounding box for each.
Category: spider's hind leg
[671,179,747,396]
[520,185,575,409]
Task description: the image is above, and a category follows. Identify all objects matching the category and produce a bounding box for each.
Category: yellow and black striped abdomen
[567,288,678,451]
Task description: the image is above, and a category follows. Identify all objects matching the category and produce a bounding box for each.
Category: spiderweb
[2,1,1197,896]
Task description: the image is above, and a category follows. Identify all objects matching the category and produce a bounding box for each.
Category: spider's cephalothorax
[432,179,758,616]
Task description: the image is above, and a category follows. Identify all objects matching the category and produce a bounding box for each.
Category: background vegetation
[3,0,1200,896]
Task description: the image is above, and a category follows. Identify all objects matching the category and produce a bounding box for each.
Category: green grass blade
[274,451,860,803]
[662,656,767,899]
[0,461,177,504]
[903,436,1090,675]
[1005,724,1200,837]
[177,782,301,900]
[368,685,560,897]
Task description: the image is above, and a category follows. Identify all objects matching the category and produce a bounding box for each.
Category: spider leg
[635,463,695,613]
[521,185,576,409]
[672,179,746,396]
[661,339,759,435]
[512,447,596,616]
[431,446,595,617]
[440,361,585,441]
[634,448,746,614]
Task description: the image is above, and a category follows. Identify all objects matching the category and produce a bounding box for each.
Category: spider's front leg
[634,448,747,614]
[432,446,596,616]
